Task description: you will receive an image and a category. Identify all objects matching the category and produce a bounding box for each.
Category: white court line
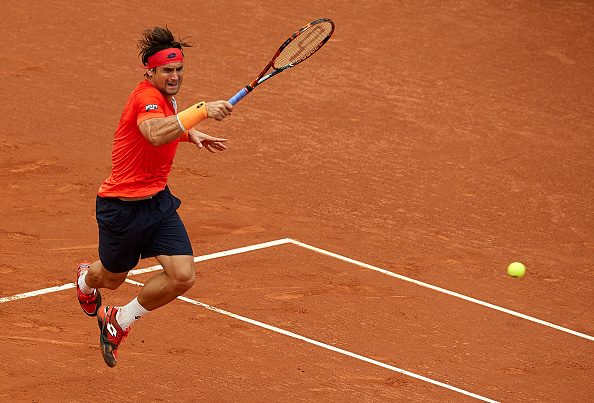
[129,238,293,276]
[288,239,594,342]
[0,237,590,400]
[0,239,292,304]
[0,283,75,304]
[1,237,592,342]
[124,278,499,403]
[2,237,592,343]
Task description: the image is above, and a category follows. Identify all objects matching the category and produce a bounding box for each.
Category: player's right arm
[139,101,232,147]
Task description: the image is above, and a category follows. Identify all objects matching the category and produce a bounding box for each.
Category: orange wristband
[177,102,208,131]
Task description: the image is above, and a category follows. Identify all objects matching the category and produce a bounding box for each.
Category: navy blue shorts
[96,186,193,273]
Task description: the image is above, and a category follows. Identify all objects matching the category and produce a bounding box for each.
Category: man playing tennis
[75,26,233,367]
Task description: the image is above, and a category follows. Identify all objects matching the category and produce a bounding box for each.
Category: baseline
[0,239,291,305]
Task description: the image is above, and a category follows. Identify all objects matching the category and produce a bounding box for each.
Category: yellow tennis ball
[507,262,526,278]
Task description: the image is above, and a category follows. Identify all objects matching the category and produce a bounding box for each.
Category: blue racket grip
[229,88,249,106]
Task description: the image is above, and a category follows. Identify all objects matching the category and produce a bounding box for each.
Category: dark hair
[138,26,193,67]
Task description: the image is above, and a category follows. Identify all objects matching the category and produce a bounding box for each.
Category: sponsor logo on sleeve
[145,104,159,112]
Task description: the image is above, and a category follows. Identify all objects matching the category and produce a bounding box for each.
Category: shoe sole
[97,308,118,368]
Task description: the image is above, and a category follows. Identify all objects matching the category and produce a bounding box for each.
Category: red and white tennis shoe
[97,306,130,367]
[76,262,101,316]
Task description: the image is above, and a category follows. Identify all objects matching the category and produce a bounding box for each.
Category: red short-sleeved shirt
[98,80,180,198]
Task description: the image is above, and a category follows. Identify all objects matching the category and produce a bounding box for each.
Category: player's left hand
[188,129,227,152]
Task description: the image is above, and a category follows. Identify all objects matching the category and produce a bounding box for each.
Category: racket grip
[228,88,249,106]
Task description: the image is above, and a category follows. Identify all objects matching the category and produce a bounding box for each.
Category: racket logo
[296,43,322,64]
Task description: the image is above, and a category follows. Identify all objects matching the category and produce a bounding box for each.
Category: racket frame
[229,18,335,105]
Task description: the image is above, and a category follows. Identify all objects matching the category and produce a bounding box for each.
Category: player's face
[148,62,184,97]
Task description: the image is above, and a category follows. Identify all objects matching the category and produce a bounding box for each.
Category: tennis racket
[228,18,335,105]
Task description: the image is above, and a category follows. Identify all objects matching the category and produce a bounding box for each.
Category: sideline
[125,277,499,403]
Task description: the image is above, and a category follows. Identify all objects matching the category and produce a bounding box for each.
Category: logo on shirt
[145,104,159,112]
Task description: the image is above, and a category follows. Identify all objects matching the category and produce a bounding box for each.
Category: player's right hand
[205,101,233,121]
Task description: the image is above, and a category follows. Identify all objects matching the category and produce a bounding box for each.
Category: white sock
[116,297,149,330]
[77,271,94,295]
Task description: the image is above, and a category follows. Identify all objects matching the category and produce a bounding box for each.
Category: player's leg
[137,254,196,311]
[96,254,194,367]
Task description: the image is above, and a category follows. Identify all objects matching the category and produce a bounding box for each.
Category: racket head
[242,18,335,93]
[273,18,335,70]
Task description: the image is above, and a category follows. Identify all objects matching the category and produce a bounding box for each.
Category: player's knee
[181,270,196,291]
[171,268,196,294]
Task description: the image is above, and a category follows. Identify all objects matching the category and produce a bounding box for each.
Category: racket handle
[229,88,249,106]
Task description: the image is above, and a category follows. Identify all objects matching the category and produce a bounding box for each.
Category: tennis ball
[507,262,526,278]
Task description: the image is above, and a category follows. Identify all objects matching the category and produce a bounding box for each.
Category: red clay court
[1,1,593,402]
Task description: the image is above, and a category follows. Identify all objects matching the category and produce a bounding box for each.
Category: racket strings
[274,22,333,69]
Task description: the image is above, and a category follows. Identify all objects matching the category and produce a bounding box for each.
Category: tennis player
[76,26,233,367]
